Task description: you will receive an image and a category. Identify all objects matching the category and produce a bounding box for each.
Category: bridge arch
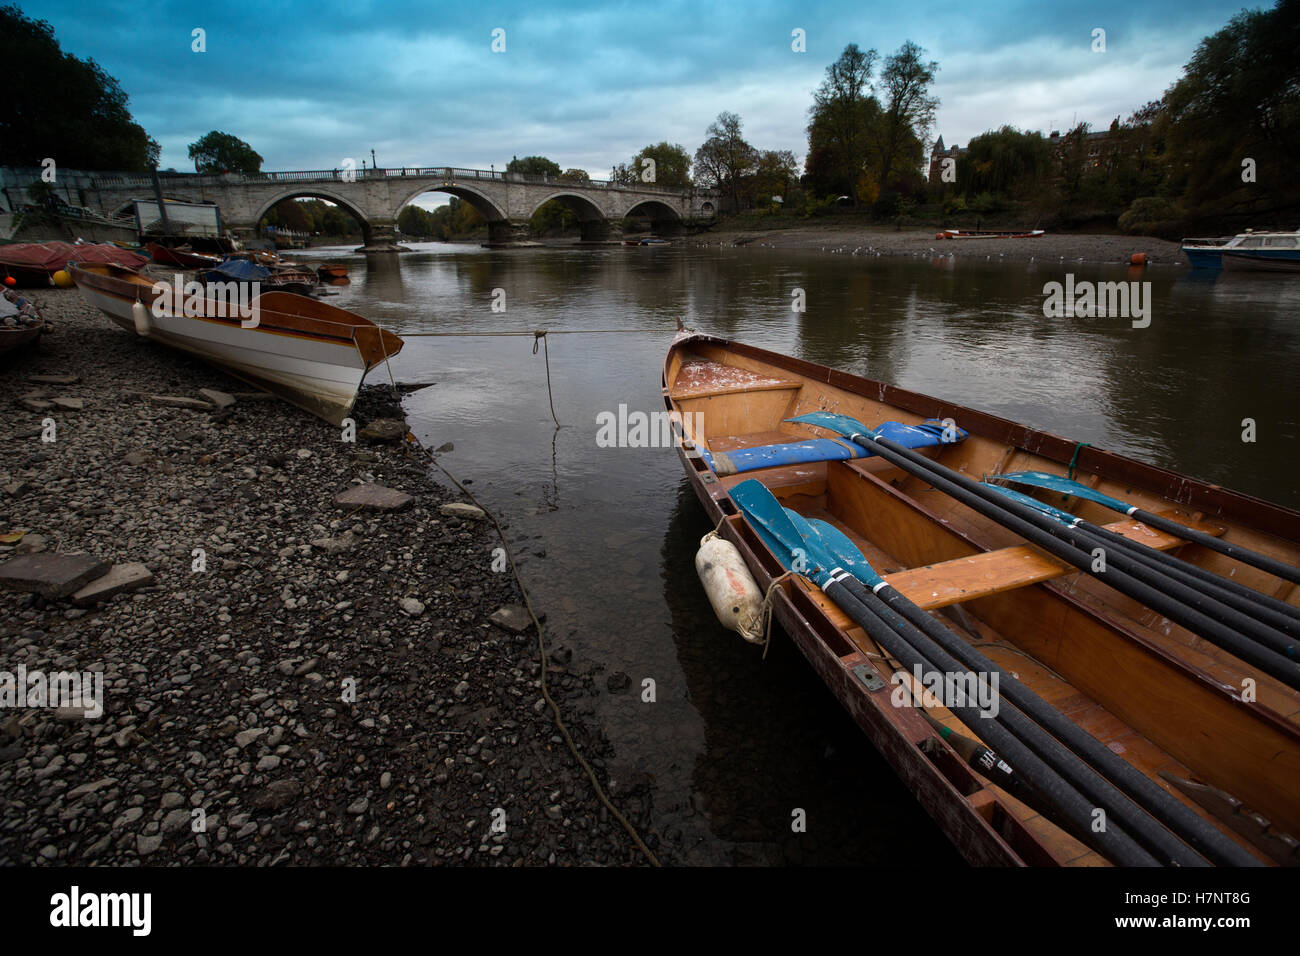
[251,188,372,234]
[395,183,507,224]
[528,191,605,222]
[621,199,681,221]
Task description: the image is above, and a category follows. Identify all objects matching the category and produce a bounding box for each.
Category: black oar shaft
[1131,507,1300,587]
[1088,524,1300,654]
[849,432,1300,691]
[835,573,1212,867]
[819,576,1161,866]
[861,577,1259,867]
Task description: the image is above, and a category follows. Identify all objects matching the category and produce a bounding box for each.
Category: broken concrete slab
[147,395,214,410]
[71,562,155,606]
[27,374,81,385]
[15,533,47,554]
[198,388,236,409]
[334,483,413,512]
[440,502,486,521]
[0,553,112,599]
[489,604,538,634]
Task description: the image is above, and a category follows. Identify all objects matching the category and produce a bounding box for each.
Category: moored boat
[0,241,148,286]
[939,229,1045,240]
[316,263,349,280]
[664,334,1300,867]
[1181,229,1300,270]
[145,242,223,271]
[68,262,403,425]
[0,289,48,356]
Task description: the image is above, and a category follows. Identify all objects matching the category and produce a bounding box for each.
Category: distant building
[927,136,967,186]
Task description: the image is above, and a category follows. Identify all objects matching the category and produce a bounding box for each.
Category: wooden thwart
[884,511,1226,610]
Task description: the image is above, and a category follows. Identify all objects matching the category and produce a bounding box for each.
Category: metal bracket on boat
[852,663,886,692]
[700,473,717,484]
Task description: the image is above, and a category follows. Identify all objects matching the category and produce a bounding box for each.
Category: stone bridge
[34,166,716,247]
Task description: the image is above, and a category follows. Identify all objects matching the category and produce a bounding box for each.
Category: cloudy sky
[24,0,1259,186]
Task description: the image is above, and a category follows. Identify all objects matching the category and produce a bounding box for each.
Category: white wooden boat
[68,262,403,425]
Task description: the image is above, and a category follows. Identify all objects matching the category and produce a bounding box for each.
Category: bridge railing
[85,166,703,196]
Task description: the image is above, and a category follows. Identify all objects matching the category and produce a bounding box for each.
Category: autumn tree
[693,112,756,213]
[188,131,263,175]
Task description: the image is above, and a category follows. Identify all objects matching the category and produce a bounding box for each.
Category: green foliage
[0,4,157,170]
[943,194,967,216]
[694,111,757,213]
[958,127,1053,198]
[629,142,692,187]
[505,155,562,178]
[1117,196,1185,237]
[188,131,263,175]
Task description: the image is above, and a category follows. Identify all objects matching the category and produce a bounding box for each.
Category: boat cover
[0,241,147,273]
[702,420,969,476]
[205,258,271,281]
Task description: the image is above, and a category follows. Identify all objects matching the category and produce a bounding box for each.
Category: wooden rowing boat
[663,333,1300,866]
[939,229,1046,240]
[317,263,349,280]
[145,242,223,271]
[68,262,403,425]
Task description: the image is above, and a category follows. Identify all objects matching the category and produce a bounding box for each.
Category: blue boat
[1182,230,1300,270]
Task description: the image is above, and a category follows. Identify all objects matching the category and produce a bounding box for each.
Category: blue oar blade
[999,471,1131,514]
[786,410,875,437]
[806,518,885,588]
[729,479,833,585]
[983,482,1078,525]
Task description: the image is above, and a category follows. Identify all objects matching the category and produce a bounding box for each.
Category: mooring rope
[386,395,660,866]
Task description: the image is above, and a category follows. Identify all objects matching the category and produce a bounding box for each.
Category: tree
[630,142,692,187]
[0,4,158,170]
[188,131,263,175]
[744,150,800,207]
[957,126,1054,199]
[694,112,756,213]
[1157,0,1299,218]
[558,168,591,182]
[876,41,939,191]
[505,155,561,178]
[807,44,879,202]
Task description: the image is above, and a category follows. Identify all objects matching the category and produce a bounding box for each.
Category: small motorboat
[68,262,403,425]
[1181,229,1300,271]
[316,263,349,280]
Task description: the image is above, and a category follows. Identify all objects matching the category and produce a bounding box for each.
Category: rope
[758,570,797,659]
[1066,441,1091,481]
[398,426,660,867]
[532,331,560,427]
[396,327,675,337]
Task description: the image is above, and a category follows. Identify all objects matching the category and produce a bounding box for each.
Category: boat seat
[881,509,1226,610]
[671,360,801,400]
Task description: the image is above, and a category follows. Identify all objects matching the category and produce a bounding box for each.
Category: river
[296,240,1300,865]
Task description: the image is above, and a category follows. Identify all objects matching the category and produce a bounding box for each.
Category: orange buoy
[3,275,15,286]
[1129,252,1148,266]
[935,232,945,240]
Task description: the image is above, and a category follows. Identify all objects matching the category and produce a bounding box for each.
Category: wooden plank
[884,510,1226,610]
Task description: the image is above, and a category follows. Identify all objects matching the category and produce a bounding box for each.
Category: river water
[299,241,1300,865]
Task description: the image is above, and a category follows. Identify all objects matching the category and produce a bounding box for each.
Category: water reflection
[287,242,1298,864]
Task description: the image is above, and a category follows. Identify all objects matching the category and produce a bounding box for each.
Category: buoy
[695,531,764,644]
[935,232,945,240]
[51,269,73,287]
[1129,252,1148,266]
[3,275,14,286]
[131,299,151,337]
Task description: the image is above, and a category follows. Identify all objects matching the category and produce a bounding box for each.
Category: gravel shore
[682,225,1187,266]
[0,286,649,867]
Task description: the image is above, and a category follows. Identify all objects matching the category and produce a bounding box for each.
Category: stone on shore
[198,388,236,409]
[51,397,84,411]
[71,562,155,606]
[148,395,214,410]
[440,502,485,521]
[0,552,112,599]
[334,482,413,512]
[27,374,80,385]
[489,604,535,634]
[359,418,407,443]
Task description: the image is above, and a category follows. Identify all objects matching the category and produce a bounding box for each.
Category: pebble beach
[0,285,651,867]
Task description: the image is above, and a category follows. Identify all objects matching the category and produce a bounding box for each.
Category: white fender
[131,299,151,337]
[695,531,764,643]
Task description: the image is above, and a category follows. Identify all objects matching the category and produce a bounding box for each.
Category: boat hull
[663,334,1300,867]
[70,263,402,425]
[1182,246,1225,269]
[1222,251,1300,273]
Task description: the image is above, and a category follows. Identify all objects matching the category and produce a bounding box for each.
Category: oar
[997,470,1300,586]
[729,480,1164,866]
[984,483,1299,656]
[798,511,1258,866]
[789,412,1300,691]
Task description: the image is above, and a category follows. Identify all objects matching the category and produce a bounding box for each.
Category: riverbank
[0,287,652,866]
[681,224,1187,266]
